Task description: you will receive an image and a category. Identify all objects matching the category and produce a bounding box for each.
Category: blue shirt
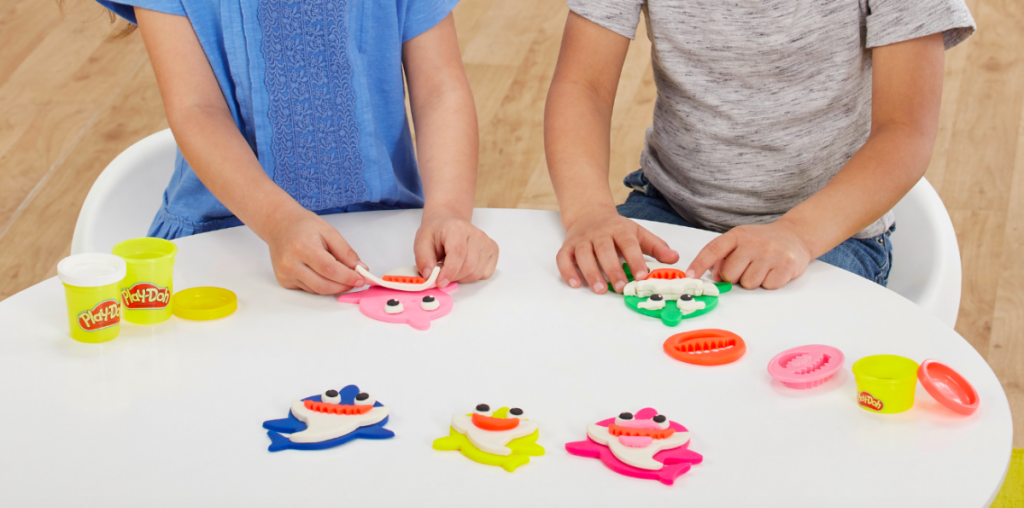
[98,0,459,239]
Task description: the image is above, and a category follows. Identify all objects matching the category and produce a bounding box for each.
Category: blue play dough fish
[262,385,395,452]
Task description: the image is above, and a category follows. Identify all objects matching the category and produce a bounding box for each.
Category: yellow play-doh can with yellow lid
[57,253,127,343]
[112,238,177,325]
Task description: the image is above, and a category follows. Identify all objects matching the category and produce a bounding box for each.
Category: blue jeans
[616,170,894,286]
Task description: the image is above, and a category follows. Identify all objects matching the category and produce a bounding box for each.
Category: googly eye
[385,299,403,314]
[615,412,634,425]
[354,392,376,406]
[652,414,670,429]
[321,389,340,404]
[420,295,440,311]
[649,294,664,301]
[506,407,526,420]
[680,294,694,301]
[474,403,492,417]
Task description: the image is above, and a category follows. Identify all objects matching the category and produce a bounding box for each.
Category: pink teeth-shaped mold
[767,345,845,389]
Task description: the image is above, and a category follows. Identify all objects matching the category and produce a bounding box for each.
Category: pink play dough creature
[338,285,457,330]
[565,407,703,485]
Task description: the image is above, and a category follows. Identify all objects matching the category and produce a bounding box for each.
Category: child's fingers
[594,237,627,292]
[556,245,582,288]
[614,232,648,281]
[711,260,724,282]
[762,267,792,290]
[718,248,753,286]
[437,235,467,288]
[413,232,440,279]
[638,228,679,265]
[480,250,498,280]
[739,259,770,290]
[687,235,736,279]
[306,247,364,288]
[296,263,351,295]
[321,227,362,269]
[454,242,481,282]
[575,243,607,294]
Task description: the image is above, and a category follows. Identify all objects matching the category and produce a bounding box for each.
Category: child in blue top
[97,0,497,294]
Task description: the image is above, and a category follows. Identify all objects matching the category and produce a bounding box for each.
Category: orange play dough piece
[472,413,521,431]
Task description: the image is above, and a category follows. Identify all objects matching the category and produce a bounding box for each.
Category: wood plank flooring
[0,0,1020,446]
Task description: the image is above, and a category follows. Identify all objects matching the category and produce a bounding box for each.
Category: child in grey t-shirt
[545,0,974,292]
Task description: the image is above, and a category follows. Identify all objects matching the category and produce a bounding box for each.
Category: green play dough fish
[612,263,732,327]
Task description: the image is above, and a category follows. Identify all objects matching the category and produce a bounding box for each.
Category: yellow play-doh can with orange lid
[852,355,920,414]
[57,253,127,343]
[112,238,177,325]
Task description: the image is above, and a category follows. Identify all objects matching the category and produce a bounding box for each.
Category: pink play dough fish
[338,285,457,330]
[565,408,703,485]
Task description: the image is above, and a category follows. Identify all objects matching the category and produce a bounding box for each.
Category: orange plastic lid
[663,329,746,366]
[917,359,979,416]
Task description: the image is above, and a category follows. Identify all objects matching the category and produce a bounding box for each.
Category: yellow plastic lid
[172,287,237,321]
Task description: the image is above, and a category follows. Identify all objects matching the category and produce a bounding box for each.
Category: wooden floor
[0,1,1020,445]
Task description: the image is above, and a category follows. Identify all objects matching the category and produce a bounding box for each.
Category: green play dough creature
[612,263,732,327]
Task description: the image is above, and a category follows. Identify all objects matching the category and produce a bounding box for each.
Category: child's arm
[135,9,365,295]
[403,13,498,287]
[546,12,680,294]
[686,33,945,289]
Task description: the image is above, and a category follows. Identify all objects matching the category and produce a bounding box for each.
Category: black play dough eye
[508,407,523,416]
[386,299,400,306]
[650,294,664,301]
[680,294,693,301]
[325,389,339,398]
[618,412,633,420]
[422,295,435,303]
[476,403,490,412]
[356,392,370,401]
[653,414,667,423]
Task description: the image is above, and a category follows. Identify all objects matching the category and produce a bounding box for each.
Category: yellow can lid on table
[172,287,237,321]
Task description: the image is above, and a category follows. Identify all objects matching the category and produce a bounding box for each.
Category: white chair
[887,178,962,328]
[71,129,178,255]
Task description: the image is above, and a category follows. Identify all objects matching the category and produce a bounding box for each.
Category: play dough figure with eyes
[262,385,394,452]
[615,262,731,327]
[565,408,703,485]
[432,404,545,472]
[338,265,457,330]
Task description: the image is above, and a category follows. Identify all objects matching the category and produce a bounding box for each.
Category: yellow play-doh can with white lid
[57,253,127,343]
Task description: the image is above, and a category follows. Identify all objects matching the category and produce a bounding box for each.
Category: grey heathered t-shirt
[569,0,975,238]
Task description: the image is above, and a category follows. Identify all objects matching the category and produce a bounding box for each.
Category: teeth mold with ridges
[768,345,845,389]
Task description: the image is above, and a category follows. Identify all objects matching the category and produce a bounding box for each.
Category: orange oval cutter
[663,329,746,366]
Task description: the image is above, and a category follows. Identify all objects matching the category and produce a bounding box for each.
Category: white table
[0,209,1012,507]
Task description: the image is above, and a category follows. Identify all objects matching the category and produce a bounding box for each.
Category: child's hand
[265,208,365,295]
[686,221,812,290]
[557,210,680,294]
[414,213,498,287]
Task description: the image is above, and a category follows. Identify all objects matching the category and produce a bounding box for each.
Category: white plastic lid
[57,253,127,288]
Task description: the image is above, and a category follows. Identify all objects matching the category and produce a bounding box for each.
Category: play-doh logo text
[78,300,120,331]
[122,283,170,309]
[858,391,884,411]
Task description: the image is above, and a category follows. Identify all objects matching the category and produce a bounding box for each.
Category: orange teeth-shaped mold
[608,425,676,439]
[663,329,746,366]
[304,400,374,415]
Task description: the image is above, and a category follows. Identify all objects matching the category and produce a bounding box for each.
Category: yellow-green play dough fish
[432,405,545,472]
